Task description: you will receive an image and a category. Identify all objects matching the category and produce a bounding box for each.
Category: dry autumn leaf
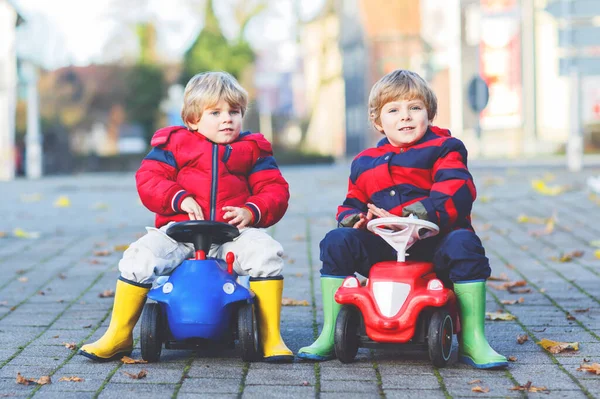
[468,379,481,385]
[121,356,148,364]
[577,363,600,375]
[59,376,84,382]
[517,334,529,344]
[16,373,52,386]
[114,244,129,252]
[123,370,147,379]
[486,312,516,321]
[508,356,517,362]
[292,235,305,241]
[99,289,115,298]
[551,250,584,263]
[488,274,509,281]
[531,179,567,196]
[17,277,28,283]
[510,381,548,393]
[471,386,490,393]
[281,297,309,306]
[63,342,77,350]
[574,308,590,313]
[93,250,112,257]
[538,338,579,354]
[487,280,527,291]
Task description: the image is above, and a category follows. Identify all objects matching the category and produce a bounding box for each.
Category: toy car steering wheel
[166,221,240,253]
[367,216,439,262]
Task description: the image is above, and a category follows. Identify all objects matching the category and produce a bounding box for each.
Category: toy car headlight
[342,276,360,288]
[223,282,235,294]
[427,279,443,291]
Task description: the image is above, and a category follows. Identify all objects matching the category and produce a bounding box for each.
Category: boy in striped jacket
[298,69,507,369]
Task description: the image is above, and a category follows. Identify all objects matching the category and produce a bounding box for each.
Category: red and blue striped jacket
[136,126,289,229]
[337,126,476,232]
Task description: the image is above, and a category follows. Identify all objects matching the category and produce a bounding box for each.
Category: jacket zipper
[210,143,218,220]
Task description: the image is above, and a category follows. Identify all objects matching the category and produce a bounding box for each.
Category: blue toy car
[140,221,260,362]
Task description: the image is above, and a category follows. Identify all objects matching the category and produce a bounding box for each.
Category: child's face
[188,100,242,144]
[374,98,430,147]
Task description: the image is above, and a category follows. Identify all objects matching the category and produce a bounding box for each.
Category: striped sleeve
[418,139,476,230]
[336,158,369,226]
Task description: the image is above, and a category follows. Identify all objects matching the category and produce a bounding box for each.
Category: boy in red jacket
[79,71,293,363]
[298,69,507,369]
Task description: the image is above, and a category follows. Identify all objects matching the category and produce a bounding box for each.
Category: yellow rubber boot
[79,278,149,361]
[250,276,294,363]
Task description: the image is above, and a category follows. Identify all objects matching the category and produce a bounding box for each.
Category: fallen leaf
[487,280,527,291]
[54,196,71,207]
[13,228,40,239]
[508,286,531,294]
[0,231,6,238]
[517,334,529,344]
[531,179,567,196]
[566,313,576,321]
[294,273,304,278]
[577,363,600,375]
[123,370,147,379]
[59,376,84,382]
[281,297,309,306]
[292,235,305,241]
[468,379,481,384]
[488,274,509,281]
[501,299,517,305]
[92,202,109,210]
[114,244,129,252]
[538,338,579,354]
[551,250,584,263]
[82,324,92,329]
[471,386,489,393]
[478,196,492,203]
[17,277,28,283]
[63,342,77,350]
[52,335,59,338]
[287,258,296,264]
[98,289,115,298]
[93,250,112,257]
[20,193,42,203]
[486,312,516,321]
[574,308,590,313]
[301,381,311,386]
[121,356,148,364]
[510,381,548,393]
[16,373,52,386]
[595,249,600,259]
[508,356,518,362]
[517,214,546,224]
[58,273,67,280]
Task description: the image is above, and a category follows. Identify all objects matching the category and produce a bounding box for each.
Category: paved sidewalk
[1,162,600,398]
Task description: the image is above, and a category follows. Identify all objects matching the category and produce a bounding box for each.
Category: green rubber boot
[297,277,345,361]
[455,280,508,369]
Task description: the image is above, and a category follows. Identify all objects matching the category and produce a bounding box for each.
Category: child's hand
[222,206,253,228]
[352,209,374,229]
[367,203,394,218]
[181,197,204,220]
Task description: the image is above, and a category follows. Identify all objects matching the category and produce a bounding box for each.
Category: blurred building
[333,0,600,159]
[0,0,24,181]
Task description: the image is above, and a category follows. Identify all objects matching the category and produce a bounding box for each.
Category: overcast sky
[13,0,325,69]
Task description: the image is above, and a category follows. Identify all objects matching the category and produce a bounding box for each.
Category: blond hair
[368,69,437,128]
[181,71,248,129]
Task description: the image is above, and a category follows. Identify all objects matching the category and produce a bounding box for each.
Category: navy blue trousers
[319,228,491,284]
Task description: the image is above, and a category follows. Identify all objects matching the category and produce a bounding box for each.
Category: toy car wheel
[428,308,453,368]
[141,303,163,362]
[334,305,360,363]
[237,302,260,362]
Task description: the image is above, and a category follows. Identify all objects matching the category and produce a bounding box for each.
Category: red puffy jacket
[136,126,289,228]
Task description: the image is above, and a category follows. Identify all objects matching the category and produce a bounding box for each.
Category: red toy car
[333,216,459,367]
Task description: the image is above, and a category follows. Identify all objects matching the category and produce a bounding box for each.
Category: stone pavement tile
[0,365,55,379]
[110,367,183,384]
[19,344,74,358]
[187,363,244,379]
[0,326,45,346]
[320,366,377,380]
[7,355,64,367]
[320,379,379,394]
[383,389,446,399]
[178,394,236,399]
[378,366,440,389]
[59,359,120,374]
[178,377,240,394]
[0,377,36,396]
[34,329,91,346]
[442,376,519,397]
[97,382,177,398]
[245,364,315,386]
[510,369,581,390]
[241,385,315,398]
[35,373,106,392]
[319,359,376,369]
